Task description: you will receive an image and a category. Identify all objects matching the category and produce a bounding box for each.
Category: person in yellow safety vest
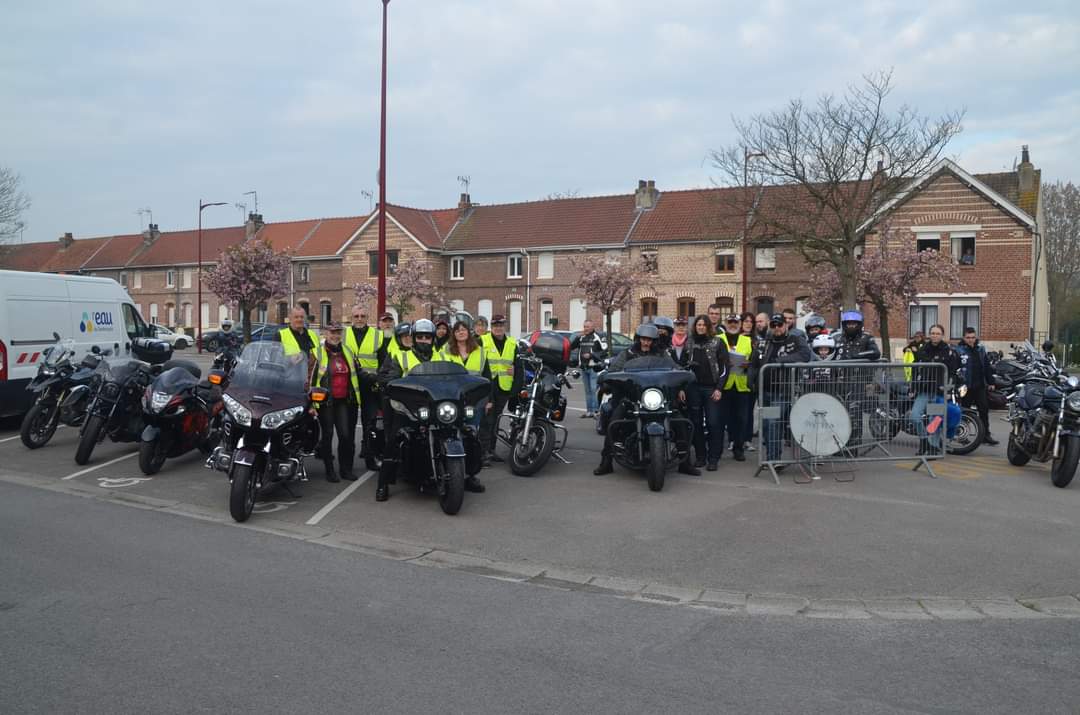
[386,322,411,364]
[317,322,361,483]
[275,306,322,386]
[718,314,754,462]
[902,330,925,382]
[345,305,388,471]
[479,314,515,464]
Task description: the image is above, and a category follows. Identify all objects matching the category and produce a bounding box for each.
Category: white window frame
[319,301,332,326]
[133,271,141,289]
[450,256,465,281]
[182,268,192,289]
[149,303,159,322]
[714,249,735,273]
[605,250,621,265]
[537,252,554,280]
[915,232,941,253]
[949,302,981,340]
[642,250,659,273]
[754,247,776,270]
[119,271,128,288]
[299,263,311,284]
[165,269,176,288]
[507,255,523,279]
[951,232,976,265]
[477,299,493,320]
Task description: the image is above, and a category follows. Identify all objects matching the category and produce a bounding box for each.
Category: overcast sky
[3,0,1078,243]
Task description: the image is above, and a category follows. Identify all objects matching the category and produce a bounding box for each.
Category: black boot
[593,455,614,475]
[324,460,340,483]
[678,461,701,476]
[376,461,395,501]
[464,476,486,493]
[984,434,999,446]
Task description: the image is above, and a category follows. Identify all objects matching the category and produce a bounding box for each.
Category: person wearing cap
[670,316,691,365]
[749,313,812,466]
[317,322,360,482]
[275,306,322,385]
[569,319,607,417]
[480,314,515,463]
[719,314,754,462]
[345,305,386,471]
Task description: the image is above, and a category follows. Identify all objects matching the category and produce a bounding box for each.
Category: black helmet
[653,316,675,334]
[394,322,412,338]
[805,315,826,331]
[634,323,659,340]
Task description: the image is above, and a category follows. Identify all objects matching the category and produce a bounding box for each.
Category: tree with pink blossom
[572,255,656,338]
[384,255,445,320]
[205,239,291,342]
[352,281,378,316]
[807,237,961,355]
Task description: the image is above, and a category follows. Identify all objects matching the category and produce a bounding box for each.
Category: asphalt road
[3,479,1080,715]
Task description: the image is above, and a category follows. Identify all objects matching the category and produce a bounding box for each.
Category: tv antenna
[243,190,258,215]
[457,175,471,194]
[136,207,153,231]
[235,202,248,222]
[361,189,374,212]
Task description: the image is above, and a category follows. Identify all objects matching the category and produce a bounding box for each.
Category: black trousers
[719,389,749,452]
[319,399,355,474]
[961,385,992,437]
[357,375,380,458]
[481,389,511,452]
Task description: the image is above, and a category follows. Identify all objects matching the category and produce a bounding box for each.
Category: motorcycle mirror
[208,370,225,386]
[1042,341,1055,353]
[310,387,329,403]
[52,331,60,341]
[570,369,582,379]
[91,345,100,355]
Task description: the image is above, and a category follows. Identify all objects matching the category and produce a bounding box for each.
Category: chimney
[58,232,74,249]
[142,223,161,246]
[245,212,265,240]
[634,179,659,210]
[458,193,473,219]
[1018,144,1035,195]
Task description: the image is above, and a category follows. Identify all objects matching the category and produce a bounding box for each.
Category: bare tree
[0,167,31,248]
[1043,180,1080,339]
[710,70,964,309]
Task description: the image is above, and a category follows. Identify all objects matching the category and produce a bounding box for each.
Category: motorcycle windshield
[227,342,309,402]
[603,355,694,392]
[152,366,199,394]
[386,361,491,404]
[42,338,76,367]
[106,360,147,384]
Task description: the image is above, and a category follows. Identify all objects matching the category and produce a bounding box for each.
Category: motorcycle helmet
[812,333,835,358]
[221,319,233,332]
[652,316,675,350]
[634,323,660,353]
[394,322,412,338]
[840,310,863,338]
[805,315,826,337]
[411,318,436,360]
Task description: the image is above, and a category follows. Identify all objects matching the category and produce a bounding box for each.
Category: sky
[2,0,1078,243]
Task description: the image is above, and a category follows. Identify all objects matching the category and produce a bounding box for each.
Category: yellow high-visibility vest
[440,344,487,375]
[278,327,322,383]
[396,348,444,376]
[344,325,383,370]
[720,332,753,393]
[481,333,516,391]
[318,342,361,404]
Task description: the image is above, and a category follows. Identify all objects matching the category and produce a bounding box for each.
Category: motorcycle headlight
[464,405,475,419]
[1067,392,1080,413]
[151,391,171,412]
[437,402,458,424]
[641,388,665,411]
[40,368,55,377]
[417,406,431,422]
[262,406,303,429]
[1067,376,1080,390]
[223,393,251,427]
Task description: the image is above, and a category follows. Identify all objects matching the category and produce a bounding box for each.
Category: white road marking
[61,451,138,480]
[305,470,374,525]
[0,426,64,444]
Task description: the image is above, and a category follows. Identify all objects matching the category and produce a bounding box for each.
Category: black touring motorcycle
[384,361,489,514]
[206,342,324,523]
[19,334,100,449]
[600,355,695,492]
[137,360,224,475]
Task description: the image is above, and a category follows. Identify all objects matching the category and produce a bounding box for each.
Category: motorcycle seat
[164,359,202,379]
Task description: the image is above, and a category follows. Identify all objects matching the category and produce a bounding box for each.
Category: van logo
[79,311,114,333]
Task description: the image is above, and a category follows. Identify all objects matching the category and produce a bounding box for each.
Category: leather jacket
[685,335,729,387]
[833,330,881,361]
[749,331,812,393]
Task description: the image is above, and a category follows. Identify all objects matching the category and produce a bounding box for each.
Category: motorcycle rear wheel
[1051,435,1080,488]
[138,437,168,475]
[20,401,59,449]
[947,409,984,456]
[439,457,466,515]
[1006,433,1031,466]
[867,407,901,442]
[509,420,556,477]
[229,463,257,522]
[646,433,666,492]
[74,415,105,465]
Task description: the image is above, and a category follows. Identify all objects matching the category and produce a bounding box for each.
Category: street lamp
[377,0,390,315]
[741,150,766,313]
[198,199,229,354]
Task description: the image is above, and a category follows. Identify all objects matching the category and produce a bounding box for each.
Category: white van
[0,270,154,417]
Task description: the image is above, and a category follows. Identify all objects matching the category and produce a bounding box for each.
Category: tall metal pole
[198,199,203,353]
[377,0,390,315]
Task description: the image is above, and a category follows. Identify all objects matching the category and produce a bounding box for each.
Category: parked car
[551,330,632,366]
[199,322,276,351]
[151,323,190,350]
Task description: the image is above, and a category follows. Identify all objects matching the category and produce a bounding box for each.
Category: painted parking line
[0,426,65,444]
[61,451,138,481]
[305,470,375,526]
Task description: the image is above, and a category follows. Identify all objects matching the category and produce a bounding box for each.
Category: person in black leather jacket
[749,314,812,464]
[955,326,998,445]
[832,310,881,448]
[686,315,729,470]
[910,324,960,454]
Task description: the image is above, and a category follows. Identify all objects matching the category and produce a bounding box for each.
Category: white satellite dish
[789,392,852,457]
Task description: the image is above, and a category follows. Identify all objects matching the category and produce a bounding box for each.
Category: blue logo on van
[80,311,114,333]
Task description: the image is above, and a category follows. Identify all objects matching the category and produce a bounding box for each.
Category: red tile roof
[630,187,755,244]
[974,169,1041,217]
[127,226,247,267]
[0,240,62,271]
[442,194,638,251]
[256,219,321,254]
[82,233,145,270]
[387,204,456,249]
[38,237,113,273]
[295,216,367,257]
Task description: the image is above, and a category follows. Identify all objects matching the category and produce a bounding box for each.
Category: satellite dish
[789,392,852,457]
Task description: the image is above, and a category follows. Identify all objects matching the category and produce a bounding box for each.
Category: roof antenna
[235,202,247,222]
[457,175,471,195]
[243,190,258,215]
[361,189,374,212]
[136,207,152,231]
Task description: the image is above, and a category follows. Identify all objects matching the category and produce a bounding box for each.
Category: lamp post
[197,199,228,353]
[741,150,766,313]
[377,0,390,315]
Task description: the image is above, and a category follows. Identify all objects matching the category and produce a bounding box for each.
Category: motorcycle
[500,339,580,477]
[138,360,224,475]
[384,361,489,514]
[19,334,99,448]
[600,355,695,492]
[74,338,173,465]
[1000,342,1080,487]
[866,371,985,455]
[206,342,323,522]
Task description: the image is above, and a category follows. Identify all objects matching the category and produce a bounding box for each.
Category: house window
[854,243,865,260]
[182,268,192,289]
[368,250,399,277]
[755,296,775,316]
[120,271,128,288]
[916,232,941,253]
[477,299,492,320]
[298,301,310,321]
[133,271,141,289]
[641,298,658,321]
[165,269,176,288]
[714,297,734,314]
[909,304,938,336]
[642,251,658,273]
[950,305,980,340]
[450,256,465,281]
[166,303,176,326]
[677,298,696,320]
[540,299,554,328]
[298,263,310,284]
[715,250,735,273]
[951,233,976,265]
[537,252,555,279]
[507,255,523,279]
[277,302,288,324]
[257,303,268,323]
[795,297,809,318]
[320,301,332,326]
[219,304,230,324]
[182,302,192,327]
[754,247,776,270]
[149,303,159,322]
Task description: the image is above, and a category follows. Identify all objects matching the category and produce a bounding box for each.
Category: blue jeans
[688,384,724,463]
[909,393,942,449]
[763,393,790,462]
[582,369,600,414]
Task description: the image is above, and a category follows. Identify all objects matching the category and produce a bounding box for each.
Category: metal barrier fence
[754,361,949,484]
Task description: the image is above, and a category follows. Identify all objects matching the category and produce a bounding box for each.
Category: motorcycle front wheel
[74,414,105,465]
[1051,435,1080,488]
[20,401,59,449]
[947,409,984,456]
[229,463,257,522]
[1007,433,1031,466]
[647,433,666,492]
[138,436,168,475]
[509,420,555,477]
[439,456,466,515]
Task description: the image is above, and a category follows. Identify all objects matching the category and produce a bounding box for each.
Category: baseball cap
[491,314,506,324]
[674,317,688,326]
[724,314,741,323]
[769,313,785,326]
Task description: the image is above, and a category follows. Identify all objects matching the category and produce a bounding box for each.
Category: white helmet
[221,319,233,332]
[812,333,835,351]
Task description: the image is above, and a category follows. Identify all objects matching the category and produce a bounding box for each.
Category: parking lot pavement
[2,399,1080,606]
